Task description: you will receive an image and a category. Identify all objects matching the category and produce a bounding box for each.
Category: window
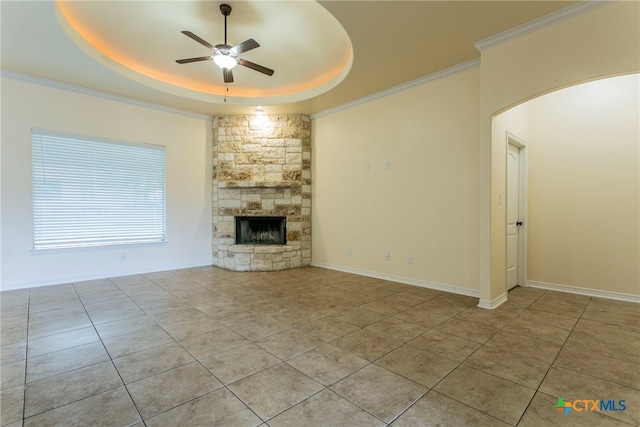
[32,129,166,250]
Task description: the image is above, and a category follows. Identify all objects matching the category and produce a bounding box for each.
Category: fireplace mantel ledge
[218,181,302,189]
[218,181,302,188]
[228,244,293,254]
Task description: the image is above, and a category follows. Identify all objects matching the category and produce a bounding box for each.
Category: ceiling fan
[176,4,274,83]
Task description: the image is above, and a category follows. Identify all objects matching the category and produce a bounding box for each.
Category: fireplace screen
[235,216,286,245]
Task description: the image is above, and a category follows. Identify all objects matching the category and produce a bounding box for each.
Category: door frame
[506,132,528,288]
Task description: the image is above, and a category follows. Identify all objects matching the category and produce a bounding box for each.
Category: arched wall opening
[478,1,639,308]
[492,74,639,302]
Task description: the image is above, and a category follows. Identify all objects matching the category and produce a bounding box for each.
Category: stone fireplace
[212,115,311,271]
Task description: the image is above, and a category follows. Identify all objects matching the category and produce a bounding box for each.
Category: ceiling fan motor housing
[220,4,232,16]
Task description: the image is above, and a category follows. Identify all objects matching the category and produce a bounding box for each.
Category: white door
[506,143,520,290]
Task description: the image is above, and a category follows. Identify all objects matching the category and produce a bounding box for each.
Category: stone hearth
[212,115,311,271]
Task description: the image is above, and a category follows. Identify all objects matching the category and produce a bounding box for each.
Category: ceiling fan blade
[175,56,213,64]
[223,68,234,83]
[232,39,260,55]
[181,31,214,50]
[238,59,274,76]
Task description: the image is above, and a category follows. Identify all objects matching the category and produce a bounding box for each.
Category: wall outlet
[364,163,370,172]
[384,252,390,261]
[407,255,413,264]
[347,248,352,256]
[384,160,391,169]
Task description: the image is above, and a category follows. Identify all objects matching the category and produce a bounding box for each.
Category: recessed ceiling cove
[56,1,353,105]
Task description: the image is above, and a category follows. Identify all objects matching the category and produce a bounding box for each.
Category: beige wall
[479,1,640,304]
[1,75,213,290]
[527,74,639,296]
[312,67,481,295]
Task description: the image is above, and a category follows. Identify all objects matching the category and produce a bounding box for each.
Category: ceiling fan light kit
[176,3,274,84]
[213,52,237,70]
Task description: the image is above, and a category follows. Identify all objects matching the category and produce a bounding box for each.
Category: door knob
[516,221,523,226]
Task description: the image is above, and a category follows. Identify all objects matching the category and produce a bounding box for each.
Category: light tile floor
[1,266,638,426]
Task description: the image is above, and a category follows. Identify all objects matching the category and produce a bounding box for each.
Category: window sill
[30,240,168,255]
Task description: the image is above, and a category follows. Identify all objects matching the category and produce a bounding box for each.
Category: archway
[493,75,639,303]
[476,1,639,308]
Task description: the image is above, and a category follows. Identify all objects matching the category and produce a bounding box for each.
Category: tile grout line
[107,275,211,425]
[13,284,526,425]
[503,289,558,426]
[321,291,480,425]
[169,273,351,425]
[10,272,637,426]
[511,292,591,426]
[18,285,137,423]
[514,295,638,426]
[112,272,275,424]
[75,279,147,426]
[316,293,470,426]
[523,295,640,425]
[152,274,414,425]
[20,287,33,425]
[397,288,550,426]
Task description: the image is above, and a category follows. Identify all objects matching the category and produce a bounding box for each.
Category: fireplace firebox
[235,216,286,245]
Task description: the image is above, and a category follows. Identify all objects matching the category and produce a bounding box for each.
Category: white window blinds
[32,129,166,250]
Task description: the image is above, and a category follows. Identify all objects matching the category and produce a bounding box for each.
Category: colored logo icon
[554,398,572,416]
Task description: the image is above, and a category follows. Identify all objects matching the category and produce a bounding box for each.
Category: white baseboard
[310,261,480,298]
[0,262,214,292]
[477,292,509,310]
[526,280,639,303]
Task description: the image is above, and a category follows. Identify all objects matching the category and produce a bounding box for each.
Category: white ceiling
[1,1,577,116]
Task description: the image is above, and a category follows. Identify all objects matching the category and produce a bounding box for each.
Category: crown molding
[1,70,212,121]
[310,58,480,120]
[474,0,614,52]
